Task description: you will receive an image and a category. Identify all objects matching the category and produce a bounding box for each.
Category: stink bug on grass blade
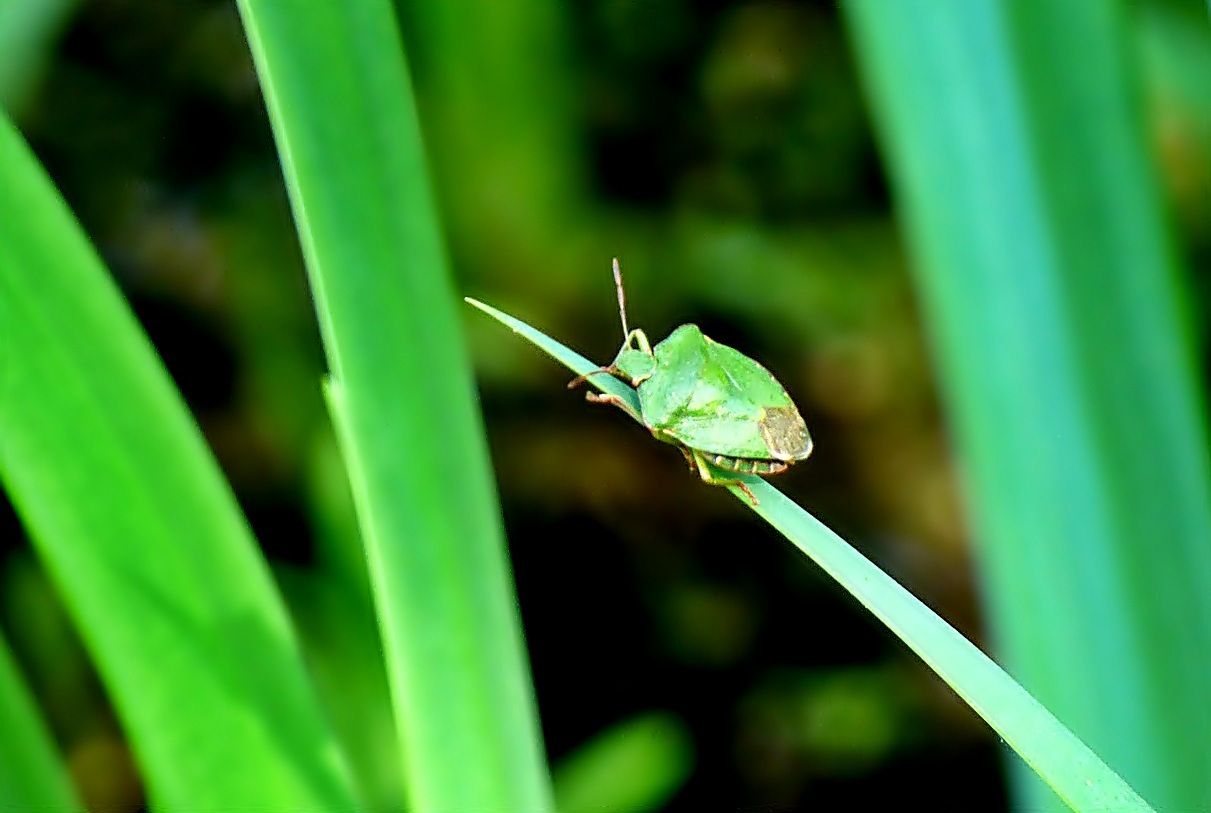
[569,259,812,504]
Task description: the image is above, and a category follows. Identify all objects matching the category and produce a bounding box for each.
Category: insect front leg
[584,391,643,422]
[689,448,759,505]
[567,366,616,391]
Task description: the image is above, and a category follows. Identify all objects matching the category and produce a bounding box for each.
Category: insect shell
[569,259,812,505]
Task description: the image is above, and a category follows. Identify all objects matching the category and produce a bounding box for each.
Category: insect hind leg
[689,448,759,505]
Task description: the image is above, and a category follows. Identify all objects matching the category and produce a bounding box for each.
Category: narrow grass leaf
[235,3,553,810]
[465,297,1157,813]
[0,113,355,811]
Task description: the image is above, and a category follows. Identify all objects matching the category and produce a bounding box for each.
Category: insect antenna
[612,257,631,342]
[568,258,632,391]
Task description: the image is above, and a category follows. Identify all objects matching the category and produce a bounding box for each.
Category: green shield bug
[569,259,812,504]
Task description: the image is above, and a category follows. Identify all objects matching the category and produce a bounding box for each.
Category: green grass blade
[843,2,1211,810]
[398,0,583,265]
[465,297,1157,813]
[0,114,355,811]
[235,2,553,810]
[0,635,80,812]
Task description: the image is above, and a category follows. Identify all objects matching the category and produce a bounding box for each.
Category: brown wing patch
[757,405,812,461]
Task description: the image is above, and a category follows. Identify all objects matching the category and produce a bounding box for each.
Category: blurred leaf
[0,113,355,811]
[292,431,406,813]
[554,712,693,813]
[1138,0,1211,141]
[1137,0,1211,230]
[844,2,1211,811]
[786,669,901,770]
[281,564,405,813]
[0,0,75,114]
[466,296,1157,813]
[0,634,79,812]
[396,0,585,275]
[235,1,553,810]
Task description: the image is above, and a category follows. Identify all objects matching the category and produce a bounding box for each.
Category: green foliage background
[1,0,1208,811]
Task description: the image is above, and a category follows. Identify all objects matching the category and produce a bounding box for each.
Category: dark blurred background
[2,0,1207,810]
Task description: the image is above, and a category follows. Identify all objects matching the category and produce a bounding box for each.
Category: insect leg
[707,455,788,476]
[584,391,642,422]
[628,328,652,355]
[568,366,616,390]
[689,449,759,505]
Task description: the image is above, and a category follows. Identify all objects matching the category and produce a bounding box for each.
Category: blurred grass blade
[465,297,1156,813]
[0,0,75,114]
[843,2,1211,810]
[295,434,408,813]
[235,2,553,810]
[397,0,584,269]
[0,114,355,811]
[553,712,693,813]
[0,635,79,812]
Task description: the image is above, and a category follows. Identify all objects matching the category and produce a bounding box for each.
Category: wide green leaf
[0,113,355,811]
[843,2,1211,810]
[235,1,553,810]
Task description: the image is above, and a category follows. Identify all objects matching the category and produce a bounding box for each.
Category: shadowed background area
[1,0,1208,810]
